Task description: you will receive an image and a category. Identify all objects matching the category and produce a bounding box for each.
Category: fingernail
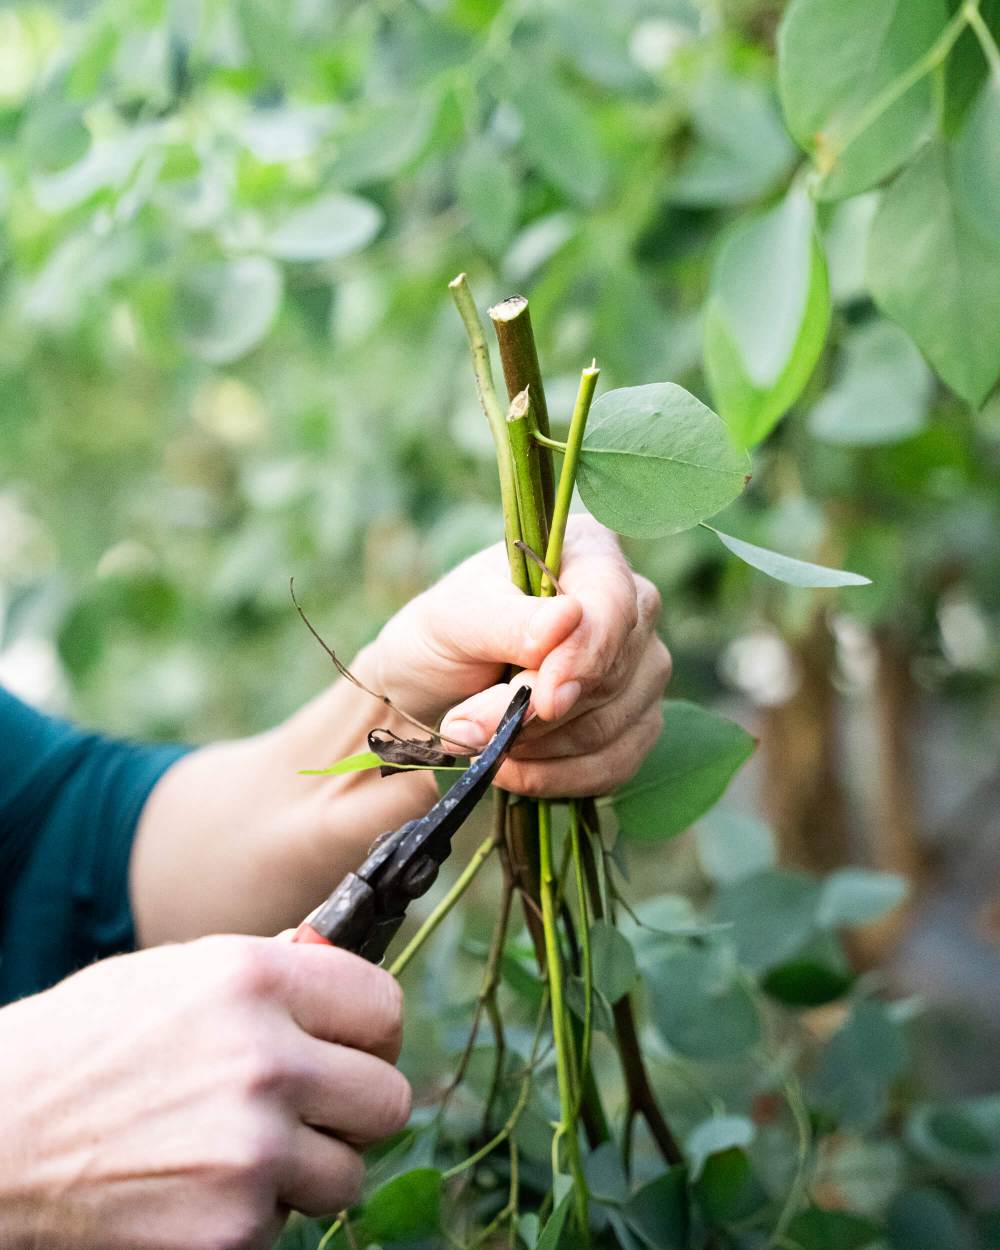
[553,680,582,719]
[441,719,489,750]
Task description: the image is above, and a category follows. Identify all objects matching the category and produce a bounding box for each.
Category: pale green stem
[506,388,547,595]
[541,365,599,597]
[389,831,497,978]
[538,799,589,1238]
[449,274,529,592]
[569,803,593,1121]
[966,1,1000,77]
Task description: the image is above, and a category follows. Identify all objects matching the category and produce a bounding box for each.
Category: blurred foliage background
[2,0,1000,1237]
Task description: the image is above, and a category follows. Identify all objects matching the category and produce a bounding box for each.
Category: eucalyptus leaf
[536,1191,574,1250]
[622,1167,689,1249]
[693,1148,770,1227]
[907,1096,1000,1174]
[566,974,615,1033]
[786,1207,883,1250]
[264,193,383,262]
[577,385,751,538]
[358,1167,443,1241]
[589,919,638,1004]
[714,868,821,972]
[704,186,831,447]
[817,868,907,928]
[778,0,947,199]
[810,1000,908,1131]
[695,808,776,884]
[687,1116,756,1180]
[175,256,282,364]
[808,319,933,446]
[704,526,871,587]
[612,701,755,842]
[457,139,520,255]
[648,941,762,1060]
[868,142,1000,407]
[512,64,606,204]
[887,1187,970,1250]
[954,77,1000,247]
[584,1141,630,1205]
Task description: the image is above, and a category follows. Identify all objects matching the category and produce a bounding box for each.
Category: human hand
[0,936,410,1250]
[372,515,671,796]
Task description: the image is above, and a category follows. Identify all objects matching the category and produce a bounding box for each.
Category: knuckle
[210,937,280,1004]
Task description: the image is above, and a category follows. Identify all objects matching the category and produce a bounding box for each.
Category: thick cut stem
[489,295,556,519]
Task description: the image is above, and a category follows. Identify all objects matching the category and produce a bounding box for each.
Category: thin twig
[515,540,564,596]
[290,579,481,753]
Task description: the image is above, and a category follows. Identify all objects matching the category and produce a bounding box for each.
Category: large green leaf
[622,1167,689,1249]
[868,142,1000,406]
[513,65,606,204]
[778,0,948,199]
[693,1148,770,1227]
[705,526,871,587]
[264,193,383,262]
[714,868,821,972]
[648,942,762,1060]
[358,1167,443,1242]
[577,385,751,539]
[612,701,755,841]
[175,256,283,364]
[808,318,933,445]
[954,76,1000,248]
[695,808,776,884]
[704,187,831,447]
[332,96,439,187]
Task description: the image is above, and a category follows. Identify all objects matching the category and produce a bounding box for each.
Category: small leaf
[705,526,871,587]
[887,1187,970,1250]
[954,77,1000,247]
[817,868,907,927]
[457,139,521,255]
[808,318,933,446]
[577,384,750,538]
[714,868,821,972]
[175,256,282,364]
[686,1116,755,1180]
[695,808,776,884]
[512,64,606,204]
[358,1167,442,1242]
[566,975,615,1033]
[332,96,438,187]
[907,1096,1000,1174]
[693,1148,769,1227]
[623,1167,689,1249]
[584,1141,629,1205]
[778,0,947,198]
[704,186,830,447]
[20,99,90,173]
[868,142,1000,407]
[264,192,382,262]
[536,1191,574,1250]
[810,999,908,1130]
[648,942,762,1060]
[589,919,638,1004]
[787,1206,883,1250]
[612,701,755,842]
[762,957,853,1007]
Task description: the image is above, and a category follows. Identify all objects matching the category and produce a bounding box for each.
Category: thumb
[417,584,581,671]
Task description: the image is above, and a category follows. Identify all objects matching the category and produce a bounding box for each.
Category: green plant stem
[449,274,529,592]
[538,799,589,1239]
[965,1,1000,77]
[389,830,497,978]
[507,388,548,595]
[489,294,556,518]
[568,803,593,1119]
[823,2,976,170]
[542,364,599,596]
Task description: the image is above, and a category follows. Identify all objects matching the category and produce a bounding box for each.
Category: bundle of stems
[388,277,681,1245]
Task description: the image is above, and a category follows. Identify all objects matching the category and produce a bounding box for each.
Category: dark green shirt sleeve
[0,686,190,1004]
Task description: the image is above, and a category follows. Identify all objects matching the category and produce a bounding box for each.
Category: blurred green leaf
[953,76,1000,247]
[714,868,821,972]
[536,1191,574,1250]
[817,868,907,927]
[512,62,606,204]
[695,808,776,884]
[612,700,755,842]
[778,0,947,199]
[907,1096,1000,1174]
[175,256,283,364]
[762,956,853,1007]
[686,1116,755,1180]
[457,139,520,255]
[584,1141,629,1205]
[19,98,90,173]
[566,974,615,1033]
[887,1187,971,1250]
[358,1167,443,1241]
[589,918,638,1004]
[693,1148,769,1228]
[705,526,871,587]
[810,999,908,1130]
[808,318,933,446]
[786,1207,883,1249]
[648,941,762,1059]
[577,384,751,539]
[704,187,831,447]
[264,193,383,262]
[868,142,1000,407]
[622,1167,689,1249]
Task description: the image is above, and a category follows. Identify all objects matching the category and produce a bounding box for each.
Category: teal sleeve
[0,686,190,1004]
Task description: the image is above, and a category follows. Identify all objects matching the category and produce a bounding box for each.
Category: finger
[277,945,404,1062]
[416,578,582,674]
[532,561,655,725]
[295,1040,412,1145]
[440,675,538,751]
[512,639,671,762]
[494,704,664,798]
[279,1125,366,1218]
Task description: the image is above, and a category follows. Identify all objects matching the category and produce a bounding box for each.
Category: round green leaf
[693,1148,770,1227]
[359,1167,443,1242]
[714,868,821,972]
[762,958,853,1007]
[20,100,90,174]
[175,256,283,364]
[648,943,761,1060]
[808,318,933,446]
[817,868,907,927]
[264,193,383,262]
[623,1167,689,1250]
[810,1000,908,1130]
[868,142,1000,407]
[577,385,751,539]
[590,919,638,1004]
[512,63,606,205]
[457,139,520,255]
[687,1116,755,1180]
[778,0,947,199]
[887,1187,969,1250]
[704,187,831,448]
[705,526,871,587]
[612,701,755,842]
[695,808,776,884]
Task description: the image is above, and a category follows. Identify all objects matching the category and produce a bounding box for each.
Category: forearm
[130,644,437,945]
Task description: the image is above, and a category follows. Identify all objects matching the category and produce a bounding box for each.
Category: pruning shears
[293,685,530,963]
